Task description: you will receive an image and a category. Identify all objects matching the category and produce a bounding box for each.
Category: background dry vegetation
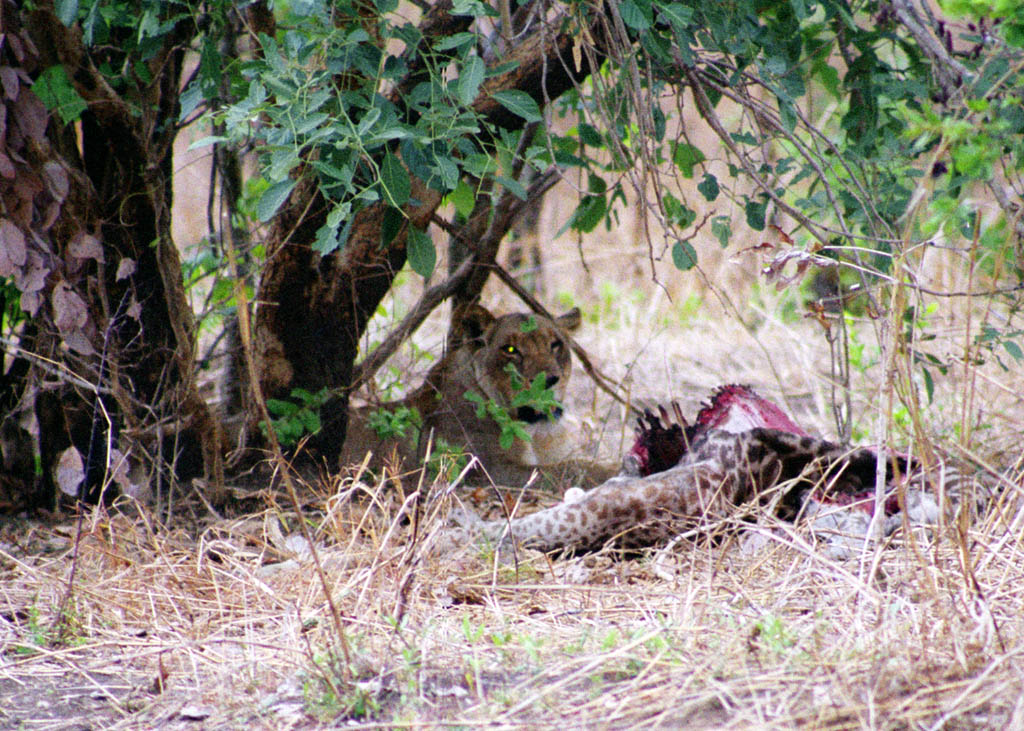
[4,121,1024,729]
[3,0,1024,728]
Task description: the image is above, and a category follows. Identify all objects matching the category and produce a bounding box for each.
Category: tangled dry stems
[1,443,1023,729]
[3,253,1023,727]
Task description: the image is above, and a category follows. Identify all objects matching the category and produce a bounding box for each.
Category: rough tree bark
[1,3,222,508]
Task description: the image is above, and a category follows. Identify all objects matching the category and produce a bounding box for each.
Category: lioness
[344,304,615,486]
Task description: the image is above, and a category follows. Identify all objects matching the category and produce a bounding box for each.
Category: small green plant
[464,365,564,450]
[518,634,544,665]
[367,405,421,441]
[12,607,49,655]
[519,315,538,333]
[9,605,88,655]
[424,437,469,482]
[844,313,879,374]
[303,679,380,722]
[975,324,1024,371]
[302,648,382,722]
[600,629,621,651]
[506,368,564,420]
[1,279,27,334]
[563,629,590,656]
[674,293,703,324]
[752,614,796,655]
[461,615,485,643]
[555,290,578,312]
[464,391,531,449]
[260,387,330,448]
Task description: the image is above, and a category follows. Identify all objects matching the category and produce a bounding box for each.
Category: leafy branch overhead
[186,0,1024,290]
[194,0,601,262]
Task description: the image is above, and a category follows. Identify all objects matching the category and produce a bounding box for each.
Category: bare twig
[890,0,973,101]
[222,204,354,681]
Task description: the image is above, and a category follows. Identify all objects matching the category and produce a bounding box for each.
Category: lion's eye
[505,344,518,356]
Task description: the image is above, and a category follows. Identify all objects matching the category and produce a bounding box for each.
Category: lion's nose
[545,374,559,389]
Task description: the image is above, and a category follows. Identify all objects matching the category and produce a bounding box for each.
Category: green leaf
[81,1,100,44]
[432,155,460,191]
[464,390,486,418]
[31,66,87,125]
[671,142,704,178]
[814,60,841,100]
[407,227,436,278]
[663,193,696,228]
[570,195,606,233]
[620,0,652,30]
[712,217,731,247]
[1004,340,1023,361]
[697,173,720,202]
[313,222,340,255]
[295,112,328,135]
[745,196,768,231]
[266,399,298,417]
[355,107,381,136]
[921,366,934,404]
[188,134,230,150]
[178,82,204,122]
[434,32,478,51]
[381,206,405,246]
[672,241,698,271]
[458,53,485,106]
[451,0,499,17]
[299,410,321,433]
[779,100,797,133]
[652,105,666,141]
[55,0,79,26]
[380,152,411,207]
[578,123,603,147]
[450,180,476,218]
[491,90,542,123]
[496,175,527,200]
[257,179,296,222]
[267,148,300,181]
[658,3,693,29]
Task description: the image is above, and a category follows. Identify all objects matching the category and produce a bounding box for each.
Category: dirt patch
[0,665,137,730]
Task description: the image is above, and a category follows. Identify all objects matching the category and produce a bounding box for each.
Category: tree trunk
[3,4,223,507]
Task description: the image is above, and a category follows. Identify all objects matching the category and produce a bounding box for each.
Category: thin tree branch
[890,0,973,101]
[349,255,478,394]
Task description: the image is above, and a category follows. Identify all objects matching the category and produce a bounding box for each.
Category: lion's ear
[451,303,495,348]
[555,307,582,332]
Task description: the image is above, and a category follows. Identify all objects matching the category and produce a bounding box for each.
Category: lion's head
[452,304,582,424]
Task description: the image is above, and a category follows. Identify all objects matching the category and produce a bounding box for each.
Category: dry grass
[6,118,1024,727]
[3,285,1024,728]
[2,459,1023,729]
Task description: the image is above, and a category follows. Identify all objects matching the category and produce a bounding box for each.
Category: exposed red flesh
[627,384,805,477]
[626,385,904,517]
[693,384,809,437]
